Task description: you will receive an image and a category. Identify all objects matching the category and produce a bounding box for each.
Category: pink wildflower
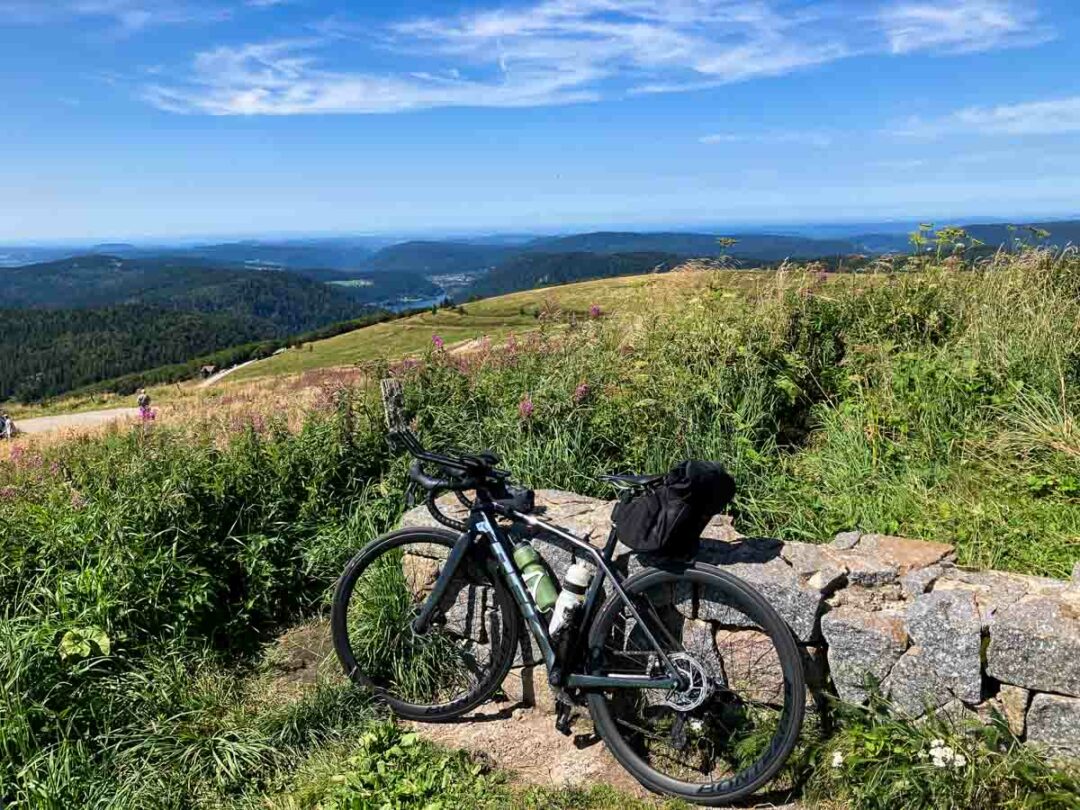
[518,396,534,419]
[589,304,602,318]
[432,335,445,350]
[573,382,591,403]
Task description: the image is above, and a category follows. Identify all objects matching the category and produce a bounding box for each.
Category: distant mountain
[0,255,374,332]
[0,246,81,268]
[75,237,390,272]
[363,241,515,274]
[0,255,393,401]
[523,231,859,260]
[962,221,1080,249]
[467,251,682,298]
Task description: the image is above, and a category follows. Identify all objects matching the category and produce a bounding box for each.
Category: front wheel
[331,527,520,721]
[586,562,805,805]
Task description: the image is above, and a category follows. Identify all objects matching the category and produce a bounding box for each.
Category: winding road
[15,408,140,435]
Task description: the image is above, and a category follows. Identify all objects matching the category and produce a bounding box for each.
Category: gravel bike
[331,381,805,805]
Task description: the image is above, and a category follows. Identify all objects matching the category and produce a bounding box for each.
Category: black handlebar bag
[612,460,736,558]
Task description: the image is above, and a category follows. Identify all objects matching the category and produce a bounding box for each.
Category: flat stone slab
[987,597,1080,698]
[821,607,908,704]
[692,539,824,642]
[883,646,953,718]
[1027,693,1080,759]
[854,534,954,574]
[905,590,983,704]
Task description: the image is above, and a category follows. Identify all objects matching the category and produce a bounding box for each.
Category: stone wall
[400,490,1080,759]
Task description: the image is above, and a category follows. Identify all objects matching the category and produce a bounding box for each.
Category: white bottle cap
[565,563,592,588]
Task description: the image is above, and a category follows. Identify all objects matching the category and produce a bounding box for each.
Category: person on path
[136,390,153,421]
[0,412,13,440]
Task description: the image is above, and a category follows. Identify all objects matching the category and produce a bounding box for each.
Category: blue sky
[2,0,1079,241]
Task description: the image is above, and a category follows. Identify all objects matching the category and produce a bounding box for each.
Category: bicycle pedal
[554,703,574,736]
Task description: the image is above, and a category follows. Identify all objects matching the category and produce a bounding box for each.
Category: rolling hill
[466,251,682,298]
[522,231,859,259]
[0,305,277,401]
[0,256,390,401]
[362,241,515,274]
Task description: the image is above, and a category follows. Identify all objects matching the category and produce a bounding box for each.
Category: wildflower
[573,382,590,403]
[70,490,86,509]
[432,334,444,350]
[831,750,844,769]
[589,304,602,318]
[927,740,966,769]
[519,396,534,419]
[506,334,518,354]
[0,485,18,501]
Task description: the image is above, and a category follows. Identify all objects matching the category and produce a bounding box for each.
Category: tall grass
[0,390,404,805]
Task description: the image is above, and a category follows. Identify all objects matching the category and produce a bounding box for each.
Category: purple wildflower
[0,485,18,501]
[589,304,602,319]
[573,382,591,403]
[506,334,518,354]
[518,396,534,419]
[432,334,445,350]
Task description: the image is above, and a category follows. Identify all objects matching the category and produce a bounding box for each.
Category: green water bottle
[512,541,559,612]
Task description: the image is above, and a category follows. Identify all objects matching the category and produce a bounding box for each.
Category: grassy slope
[225,272,701,383]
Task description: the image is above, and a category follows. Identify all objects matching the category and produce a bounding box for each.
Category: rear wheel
[586,563,805,805]
[331,527,519,721]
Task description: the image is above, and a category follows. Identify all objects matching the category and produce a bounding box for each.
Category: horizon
[4,210,1079,249]
[3,0,1080,241]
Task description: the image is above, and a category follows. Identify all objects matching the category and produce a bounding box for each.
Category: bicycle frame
[413,500,684,692]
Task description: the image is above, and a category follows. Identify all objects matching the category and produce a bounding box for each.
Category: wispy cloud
[700,131,835,148]
[879,0,1050,54]
[141,0,1053,116]
[894,96,1080,138]
[0,0,230,31]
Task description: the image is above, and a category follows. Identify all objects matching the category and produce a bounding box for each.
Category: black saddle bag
[611,460,736,558]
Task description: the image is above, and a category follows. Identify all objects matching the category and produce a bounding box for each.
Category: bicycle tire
[332,527,519,721]
[586,562,805,805]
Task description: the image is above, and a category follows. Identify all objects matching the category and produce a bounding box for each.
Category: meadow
[2,248,1079,807]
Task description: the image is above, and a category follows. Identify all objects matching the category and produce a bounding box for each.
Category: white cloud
[894,96,1080,138]
[700,130,835,148]
[880,0,1050,54]
[141,0,1053,116]
[0,0,230,30]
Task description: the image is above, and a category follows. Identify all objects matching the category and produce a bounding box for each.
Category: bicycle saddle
[599,472,665,487]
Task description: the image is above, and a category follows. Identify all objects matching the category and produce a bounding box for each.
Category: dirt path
[15,408,140,435]
[268,622,801,808]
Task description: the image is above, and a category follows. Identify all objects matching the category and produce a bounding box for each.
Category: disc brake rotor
[660,652,713,712]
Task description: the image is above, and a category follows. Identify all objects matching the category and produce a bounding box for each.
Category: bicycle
[331,380,805,805]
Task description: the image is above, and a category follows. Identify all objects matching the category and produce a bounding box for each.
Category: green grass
[807,699,1080,809]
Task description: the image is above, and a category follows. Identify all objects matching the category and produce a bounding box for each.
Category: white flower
[831,751,844,769]
[953,753,967,768]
